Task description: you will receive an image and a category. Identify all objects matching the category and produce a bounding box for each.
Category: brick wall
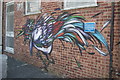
[3,1,120,78]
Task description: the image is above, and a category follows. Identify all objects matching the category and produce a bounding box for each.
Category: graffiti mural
[17,9,110,70]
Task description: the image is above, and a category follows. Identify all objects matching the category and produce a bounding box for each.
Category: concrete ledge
[0,54,8,79]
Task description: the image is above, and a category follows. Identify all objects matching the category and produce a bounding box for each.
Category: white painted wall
[0,1,7,79]
[0,0,2,54]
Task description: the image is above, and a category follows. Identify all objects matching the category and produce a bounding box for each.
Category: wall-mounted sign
[84,22,96,33]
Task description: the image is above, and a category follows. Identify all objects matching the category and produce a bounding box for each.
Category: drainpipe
[2,0,4,54]
[109,1,115,80]
[0,0,3,54]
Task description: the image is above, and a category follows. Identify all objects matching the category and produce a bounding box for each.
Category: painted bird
[17,11,110,61]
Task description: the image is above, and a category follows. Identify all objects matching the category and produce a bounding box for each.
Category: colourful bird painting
[17,10,110,70]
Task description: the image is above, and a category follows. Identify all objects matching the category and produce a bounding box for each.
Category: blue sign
[84,22,96,33]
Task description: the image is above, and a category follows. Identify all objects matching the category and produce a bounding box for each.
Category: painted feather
[100,20,111,32]
[92,29,109,52]
[92,45,108,56]
[16,31,24,38]
[91,12,103,18]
